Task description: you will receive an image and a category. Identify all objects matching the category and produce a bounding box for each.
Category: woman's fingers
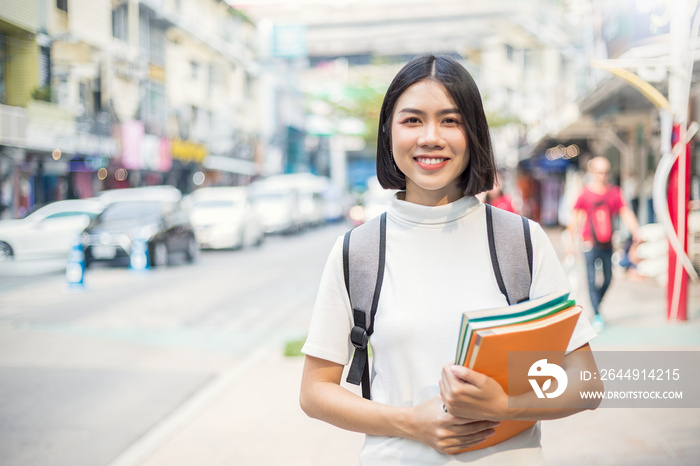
[447,419,500,435]
[434,424,498,454]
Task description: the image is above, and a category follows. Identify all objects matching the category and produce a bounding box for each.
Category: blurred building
[6,0,692,226]
[0,1,37,218]
[0,0,294,219]
[249,0,700,230]
[535,0,700,230]
[241,0,590,208]
[252,19,307,179]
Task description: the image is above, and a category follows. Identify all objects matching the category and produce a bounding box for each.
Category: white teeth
[416,157,447,165]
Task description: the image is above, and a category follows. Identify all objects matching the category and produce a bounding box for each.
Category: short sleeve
[301,236,355,365]
[528,221,598,352]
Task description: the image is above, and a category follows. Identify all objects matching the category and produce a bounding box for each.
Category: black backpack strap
[485,204,533,305]
[342,212,387,399]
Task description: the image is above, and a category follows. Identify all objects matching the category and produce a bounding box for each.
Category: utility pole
[666,0,693,320]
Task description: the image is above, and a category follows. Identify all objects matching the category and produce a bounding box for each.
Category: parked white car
[250,173,341,233]
[0,199,104,261]
[185,187,264,250]
[250,187,305,234]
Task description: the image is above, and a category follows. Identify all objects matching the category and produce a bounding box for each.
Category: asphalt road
[0,222,348,466]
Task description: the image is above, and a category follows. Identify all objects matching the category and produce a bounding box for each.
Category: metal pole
[667,0,692,320]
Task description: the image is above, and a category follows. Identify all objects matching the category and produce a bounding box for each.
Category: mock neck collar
[388,193,480,225]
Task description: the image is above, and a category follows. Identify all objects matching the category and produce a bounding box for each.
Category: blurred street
[1,223,699,466]
[0,222,347,466]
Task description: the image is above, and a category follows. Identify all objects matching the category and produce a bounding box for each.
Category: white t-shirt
[302,194,597,465]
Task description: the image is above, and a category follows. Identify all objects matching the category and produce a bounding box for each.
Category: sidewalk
[123,230,700,466]
[540,228,700,465]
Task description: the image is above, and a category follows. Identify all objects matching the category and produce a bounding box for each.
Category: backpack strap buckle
[350,323,369,350]
[347,310,369,388]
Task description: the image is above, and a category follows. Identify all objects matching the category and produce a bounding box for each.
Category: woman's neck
[403,183,463,206]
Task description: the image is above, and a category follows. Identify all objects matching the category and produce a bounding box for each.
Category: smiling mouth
[414,157,449,165]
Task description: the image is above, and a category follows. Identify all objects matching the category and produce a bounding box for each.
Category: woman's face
[391,79,469,206]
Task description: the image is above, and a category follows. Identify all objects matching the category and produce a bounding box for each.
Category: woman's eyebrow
[397,107,460,116]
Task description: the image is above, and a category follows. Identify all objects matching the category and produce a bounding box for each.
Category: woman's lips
[414,156,449,171]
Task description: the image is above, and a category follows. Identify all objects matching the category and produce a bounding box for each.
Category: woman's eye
[444,118,461,125]
[402,117,420,124]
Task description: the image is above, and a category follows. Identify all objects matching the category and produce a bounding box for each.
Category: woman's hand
[301,356,498,452]
[441,345,602,423]
[439,364,510,422]
[406,395,499,455]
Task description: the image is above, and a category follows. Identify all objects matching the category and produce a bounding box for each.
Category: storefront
[518,139,586,226]
[0,103,27,219]
[109,120,173,190]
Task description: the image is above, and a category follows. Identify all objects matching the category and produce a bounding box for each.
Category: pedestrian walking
[566,156,641,331]
[300,55,601,465]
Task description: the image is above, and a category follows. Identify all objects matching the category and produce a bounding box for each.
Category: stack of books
[453,289,582,453]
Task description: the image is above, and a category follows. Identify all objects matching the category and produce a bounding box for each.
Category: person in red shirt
[566,156,640,331]
[484,172,519,214]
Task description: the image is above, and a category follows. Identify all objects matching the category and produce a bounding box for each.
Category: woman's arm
[439,343,603,422]
[300,355,500,455]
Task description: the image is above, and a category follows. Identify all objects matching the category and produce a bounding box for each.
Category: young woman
[300,54,601,465]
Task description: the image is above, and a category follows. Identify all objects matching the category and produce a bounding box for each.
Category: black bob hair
[376,54,496,196]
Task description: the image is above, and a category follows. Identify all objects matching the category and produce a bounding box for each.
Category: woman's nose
[417,122,444,147]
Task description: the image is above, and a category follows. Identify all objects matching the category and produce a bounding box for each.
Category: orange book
[456,305,582,453]
[459,299,575,370]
